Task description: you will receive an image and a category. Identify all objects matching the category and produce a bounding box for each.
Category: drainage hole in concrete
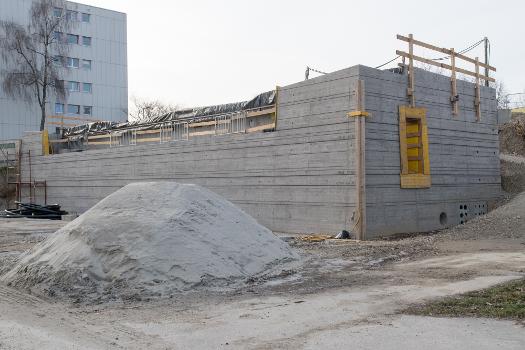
[439,212,448,225]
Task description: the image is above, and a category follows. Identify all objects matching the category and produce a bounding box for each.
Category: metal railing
[161,122,189,143]
[94,106,270,149]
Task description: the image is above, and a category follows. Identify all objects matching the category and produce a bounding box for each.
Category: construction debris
[1,202,67,220]
[1,182,298,302]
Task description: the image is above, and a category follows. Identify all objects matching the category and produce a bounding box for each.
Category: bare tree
[0,0,72,131]
[129,97,179,122]
[496,81,510,110]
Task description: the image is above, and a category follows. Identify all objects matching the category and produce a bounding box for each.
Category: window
[53,7,63,17]
[52,56,63,67]
[82,83,92,93]
[81,13,91,22]
[55,103,64,114]
[66,10,78,21]
[83,106,93,115]
[398,106,431,188]
[67,81,80,92]
[67,34,79,44]
[53,31,63,41]
[66,57,79,68]
[67,104,80,115]
[55,79,64,90]
[81,59,92,70]
[82,36,92,46]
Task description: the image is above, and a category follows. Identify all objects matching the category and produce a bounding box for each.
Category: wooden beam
[88,141,111,145]
[246,123,275,133]
[189,130,215,137]
[136,129,160,135]
[87,134,110,140]
[352,79,367,240]
[396,50,496,82]
[397,34,496,72]
[450,48,459,116]
[406,132,421,138]
[246,107,276,118]
[475,57,481,121]
[136,137,160,143]
[408,34,415,107]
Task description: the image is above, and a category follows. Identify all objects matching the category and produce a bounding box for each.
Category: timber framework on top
[8,34,500,239]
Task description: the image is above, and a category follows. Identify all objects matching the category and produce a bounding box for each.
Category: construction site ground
[0,193,524,349]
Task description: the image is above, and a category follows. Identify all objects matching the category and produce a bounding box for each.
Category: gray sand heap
[1,182,298,301]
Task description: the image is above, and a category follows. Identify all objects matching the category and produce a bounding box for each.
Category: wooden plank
[136,129,160,135]
[49,139,70,144]
[408,34,415,107]
[137,137,160,143]
[246,107,276,118]
[407,143,422,149]
[87,141,111,145]
[400,174,431,188]
[450,48,459,116]
[399,106,409,175]
[354,79,367,240]
[274,86,280,130]
[246,123,275,133]
[189,130,215,137]
[475,57,481,121]
[397,34,496,71]
[88,134,110,140]
[396,50,496,82]
[406,132,421,138]
[189,120,216,128]
[189,119,230,128]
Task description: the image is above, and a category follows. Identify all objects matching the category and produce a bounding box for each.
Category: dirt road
[0,193,524,349]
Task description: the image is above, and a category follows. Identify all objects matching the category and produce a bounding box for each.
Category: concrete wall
[18,65,501,237]
[362,66,500,238]
[20,67,360,234]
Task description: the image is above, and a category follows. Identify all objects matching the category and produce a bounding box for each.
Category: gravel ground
[0,193,523,349]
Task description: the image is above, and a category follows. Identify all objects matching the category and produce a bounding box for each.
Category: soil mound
[500,114,525,156]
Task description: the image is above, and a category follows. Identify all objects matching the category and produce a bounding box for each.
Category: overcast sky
[83,0,524,108]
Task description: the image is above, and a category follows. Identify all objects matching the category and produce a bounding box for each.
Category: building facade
[0,0,127,141]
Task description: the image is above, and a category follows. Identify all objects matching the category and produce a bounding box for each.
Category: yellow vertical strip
[421,117,430,176]
[398,106,408,175]
[42,130,50,156]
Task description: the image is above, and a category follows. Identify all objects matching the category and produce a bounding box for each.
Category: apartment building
[0,0,128,140]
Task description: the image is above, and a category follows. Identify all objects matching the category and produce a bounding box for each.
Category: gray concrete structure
[0,0,127,141]
[18,65,501,238]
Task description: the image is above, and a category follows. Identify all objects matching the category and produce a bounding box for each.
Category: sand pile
[1,182,298,301]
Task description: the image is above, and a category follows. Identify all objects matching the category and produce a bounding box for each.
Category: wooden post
[16,141,21,204]
[274,86,280,130]
[450,48,459,116]
[408,34,415,107]
[354,80,366,240]
[475,57,481,121]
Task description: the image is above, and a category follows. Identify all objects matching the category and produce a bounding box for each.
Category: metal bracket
[347,111,370,118]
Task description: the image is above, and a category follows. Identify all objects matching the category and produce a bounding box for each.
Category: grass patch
[406,278,525,323]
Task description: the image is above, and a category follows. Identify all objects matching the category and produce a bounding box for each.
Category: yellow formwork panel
[398,106,431,189]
